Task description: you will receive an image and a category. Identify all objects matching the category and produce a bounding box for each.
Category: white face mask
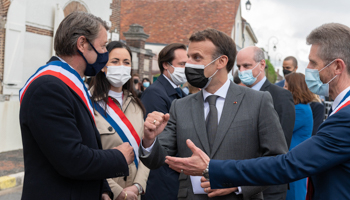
[105,65,131,88]
[168,62,187,85]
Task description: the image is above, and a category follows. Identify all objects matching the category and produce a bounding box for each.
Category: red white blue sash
[94,97,140,168]
[329,89,350,117]
[19,61,95,121]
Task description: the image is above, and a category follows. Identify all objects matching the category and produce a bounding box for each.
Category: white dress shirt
[163,74,178,88]
[108,90,123,107]
[332,86,350,111]
[251,76,267,91]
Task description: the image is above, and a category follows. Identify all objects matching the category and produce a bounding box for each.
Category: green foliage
[265,59,277,83]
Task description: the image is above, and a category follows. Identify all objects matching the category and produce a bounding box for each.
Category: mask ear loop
[319,59,337,72]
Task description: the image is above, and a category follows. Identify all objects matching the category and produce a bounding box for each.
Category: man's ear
[334,59,346,75]
[260,59,266,70]
[217,55,228,70]
[76,36,86,53]
[294,66,298,72]
[163,62,170,70]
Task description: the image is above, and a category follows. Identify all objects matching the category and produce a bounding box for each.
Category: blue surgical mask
[238,63,261,86]
[78,39,109,76]
[143,82,150,88]
[305,59,337,97]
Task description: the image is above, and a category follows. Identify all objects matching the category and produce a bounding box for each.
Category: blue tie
[175,88,183,98]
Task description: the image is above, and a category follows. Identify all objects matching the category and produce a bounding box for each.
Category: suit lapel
[259,79,270,92]
[210,82,245,158]
[191,91,211,155]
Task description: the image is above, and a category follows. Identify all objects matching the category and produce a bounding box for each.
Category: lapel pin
[234,101,237,104]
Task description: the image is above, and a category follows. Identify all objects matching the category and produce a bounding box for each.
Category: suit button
[108,126,113,132]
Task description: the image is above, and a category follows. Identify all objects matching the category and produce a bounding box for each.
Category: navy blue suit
[209,102,350,200]
[141,74,186,200]
[275,79,285,87]
[20,57,129,200]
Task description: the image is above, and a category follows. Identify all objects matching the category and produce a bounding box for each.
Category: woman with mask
[283,73,314,200]
[90,41,149,200]
[142,78,151,90]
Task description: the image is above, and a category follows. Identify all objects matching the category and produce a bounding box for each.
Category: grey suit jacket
[140,82,288,200]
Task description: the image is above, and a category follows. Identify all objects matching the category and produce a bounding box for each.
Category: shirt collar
[251,76,266,91]
[163,74,178,88]
[202,79,230,101]
[332,85,350,110]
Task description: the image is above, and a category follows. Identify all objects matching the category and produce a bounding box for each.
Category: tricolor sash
[19,61,95,121]
[94,97,140,168]
[329,89,350,117]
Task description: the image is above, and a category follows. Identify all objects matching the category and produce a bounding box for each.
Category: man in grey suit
[141,29,288,200]
[237,47,295,199]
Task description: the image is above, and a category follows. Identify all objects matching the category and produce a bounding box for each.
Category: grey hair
[54,11,110,56]
[253,47,265,62]
[306,23,350,74]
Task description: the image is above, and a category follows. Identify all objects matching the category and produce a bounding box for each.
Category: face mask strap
[205,55,222,68]
[319,59,337,72]
[327,74,338,84]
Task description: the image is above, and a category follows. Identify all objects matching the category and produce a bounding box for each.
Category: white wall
[0,101,22,153]
[145,43,166,72]
[233,4,243,48]
[243,28,255,47]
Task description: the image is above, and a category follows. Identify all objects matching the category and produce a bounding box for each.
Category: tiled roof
[120,0,241,44]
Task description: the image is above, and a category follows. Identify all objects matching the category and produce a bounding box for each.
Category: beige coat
[94,91,149,199]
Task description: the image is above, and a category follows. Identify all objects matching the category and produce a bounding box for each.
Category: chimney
[123,24,149,49]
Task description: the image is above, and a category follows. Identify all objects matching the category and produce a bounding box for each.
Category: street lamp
[267,36,279,60]
[246,0,251,10]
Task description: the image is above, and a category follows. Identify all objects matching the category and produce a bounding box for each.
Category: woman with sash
[90,41,149,200]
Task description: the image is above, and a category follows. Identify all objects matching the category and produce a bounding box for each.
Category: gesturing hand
[143,111,170,148]
[200,177,238,198]
[165,139,210,176]
[113,142,134,165]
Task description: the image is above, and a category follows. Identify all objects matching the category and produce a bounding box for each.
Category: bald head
[236,46,266,87]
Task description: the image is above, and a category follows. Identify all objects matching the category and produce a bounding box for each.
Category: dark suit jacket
[209,103,350,200]
[20,58,129,200]
[260,79,295,148]
[260,79,295,198]
[275,79,285,87]
[310,102,325,136]
[141,74,186,200]
[140,82,288,200]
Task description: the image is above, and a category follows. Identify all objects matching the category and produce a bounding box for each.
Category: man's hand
[101,192,111,200]
[143,111,170,148]
[165,139,210,176]
[201,177,238,198]
[113,143,134,165]
[116,190,138,200]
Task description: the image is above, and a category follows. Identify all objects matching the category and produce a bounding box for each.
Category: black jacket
[20,57,128,200]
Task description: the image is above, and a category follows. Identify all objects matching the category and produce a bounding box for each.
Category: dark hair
[284,56,298,68]
[90,41,145,115]
[158,43,187,73]
[54,11,109,56]
[142,78,150,83]
[285,73,314,105]
[189,29,237,72]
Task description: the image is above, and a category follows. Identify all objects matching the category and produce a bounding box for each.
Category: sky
[241,0,350,75]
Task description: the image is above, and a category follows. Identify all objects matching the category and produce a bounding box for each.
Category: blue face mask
[77,39,109,76]
[305,59,337,97]
[143,82,150,88]
[238,63,261,86]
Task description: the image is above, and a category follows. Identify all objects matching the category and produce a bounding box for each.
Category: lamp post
[267,36,279,60]
[245,0,251,10]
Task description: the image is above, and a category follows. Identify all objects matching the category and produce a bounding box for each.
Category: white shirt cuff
[141,138,156,156]
[235,186,242,195]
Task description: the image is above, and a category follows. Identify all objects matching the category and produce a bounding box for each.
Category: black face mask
[77,39,109,76]
[283,69,293,76]
[133,79,139,84]
[185,67,209,88]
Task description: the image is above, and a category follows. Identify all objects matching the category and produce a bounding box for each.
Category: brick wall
[26,25,53,37]
[109,0,121,38]
[0,0,11,94]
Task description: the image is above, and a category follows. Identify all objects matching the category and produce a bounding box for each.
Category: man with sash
[19,12,134,200]
[164,23,350,200]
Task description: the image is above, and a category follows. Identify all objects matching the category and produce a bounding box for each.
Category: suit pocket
[229,119,253,129]
[177,188,188,198]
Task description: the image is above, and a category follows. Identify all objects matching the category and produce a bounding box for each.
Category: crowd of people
[18,11,350,200]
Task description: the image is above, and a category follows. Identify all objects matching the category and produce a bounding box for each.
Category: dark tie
[206,95,219,151]
[175,88,183,98]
